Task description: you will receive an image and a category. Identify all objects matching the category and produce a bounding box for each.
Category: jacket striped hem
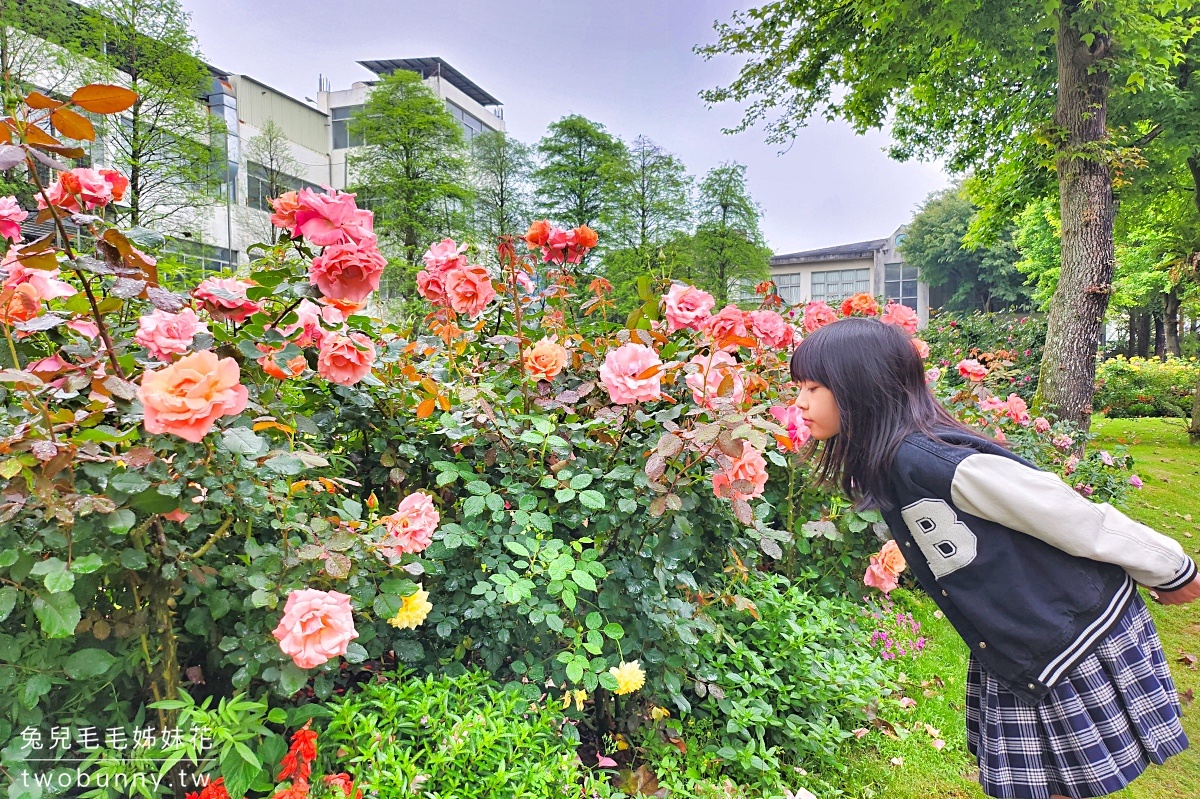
[1037,576,1136,687]
[1155,557,1198,592]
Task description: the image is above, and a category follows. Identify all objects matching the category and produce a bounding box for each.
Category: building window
[331,105,364,149]
[162,239,238,287]
[774,273,804,305]
[246,161,320,212]
[445,100,485,140]
[811,268,870,303]
[885,264,919,310]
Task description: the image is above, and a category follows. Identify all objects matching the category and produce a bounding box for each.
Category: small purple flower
[1130,474,1143,489]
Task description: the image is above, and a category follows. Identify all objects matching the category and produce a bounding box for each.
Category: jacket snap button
[978,642,987,649]
[941,590,948,597]
[1028,683,1036,690]
[904,542,911,547]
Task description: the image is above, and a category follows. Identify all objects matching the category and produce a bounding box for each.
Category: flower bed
[1094,355,1199,418]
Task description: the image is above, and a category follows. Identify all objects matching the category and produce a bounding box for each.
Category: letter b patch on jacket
[901,499,978,579]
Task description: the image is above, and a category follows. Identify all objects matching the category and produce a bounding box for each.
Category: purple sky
[182,0,949,255]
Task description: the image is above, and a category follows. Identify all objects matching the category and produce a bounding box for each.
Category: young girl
[790,317,1196,799]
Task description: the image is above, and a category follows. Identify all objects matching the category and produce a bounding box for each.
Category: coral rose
[574,225,598,249]
[444,264,496,317]
[706,304,753,351]
[864,539,907,594]
[1004,393,1031,426]
[881,301,919,334]
[135,308,209,361]
[840,293,880,317]
[379,492,440,559]
[769,401,812,452]
[269,191,300,232]
[523,220,552,247]
[257,344,307,379]
[318,296,367,324]
[100,169,129,202]
[309,239,386,302]
[416,268,449,305]
[748,309,794,349]
[1,251,76,299]
[138,351,249,442]
[524,338,568,381]
[685,350,745,407]
[192,277,262,323]
[711,441,768,501]
[957,358,988,382]
[911,338,930,360]
[293,188,374,247]
[0,282,42,325]
[663,283,715,333]
[0,196,27,242]
[599,343,662,405]
[317,331,376,386]
[802,300,839,333]
[271,588,358,670]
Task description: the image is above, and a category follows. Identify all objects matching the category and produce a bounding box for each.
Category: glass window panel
[886,265,900,282]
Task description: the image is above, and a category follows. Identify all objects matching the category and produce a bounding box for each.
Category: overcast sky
[181,0,949,255]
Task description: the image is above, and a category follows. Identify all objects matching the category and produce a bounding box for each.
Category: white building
[193,57,506,270]
[769,226,931,324]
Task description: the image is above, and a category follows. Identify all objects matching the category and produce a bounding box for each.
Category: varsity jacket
[881,428,1197,705]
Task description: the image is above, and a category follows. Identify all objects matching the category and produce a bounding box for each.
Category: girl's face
[794,381,841,441]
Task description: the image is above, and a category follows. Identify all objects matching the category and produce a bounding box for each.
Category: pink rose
[925,367,941,384]
[69,168,115,209]
[599,343,662,405]
[138,351,249,442]
[748,309,794,349]
[706,304,753,351]
[1052,434,1074,450]
[802,300,838,333]
[1129,474,1142,489]
[444,264,496,317]
[912,338,930,360]
[957,359,988,382]
[0,196,27,242]
[662,283,715,333]
[1004,393,1030,426]
[280,299,324,348]
[1033,416,1051,433]
[134,308,209,361]
[309,239,386,302]
[769,401,812,452]
[864,540,907,595]
[978,395,1006,412]
[100,169,129,203]
[192,277,262,323]
[269,191,300,232]
[272,589,358,670]
[416,268,449,306]
[1099,450,1115,466]
[317,331,376,386]
[37,176,81,213]
[380,492,440,559]
[1064,455,1079,475]
[880,302,919,335]
[293,188,374,247]
[542,227,577,265]
[711,441,768,501]
[422,238,468,273]
[68,319,99,340]
[685,350,745,408]
[0,252,76,299]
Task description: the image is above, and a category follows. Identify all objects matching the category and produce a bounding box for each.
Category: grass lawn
[833,417,1200,798]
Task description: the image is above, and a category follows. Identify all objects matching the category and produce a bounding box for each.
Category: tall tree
[902,187,1033,313]
[692,162,770,305]
[698,0,1194,429]
[348,69,471,296]
[534,114,627,236]
[243,119,302,242]
[469,129,533,253]
[87,0,223,228]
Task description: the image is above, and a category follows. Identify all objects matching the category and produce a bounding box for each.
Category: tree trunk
[1164,291,1181,357]
[1154,312,1166,359]
[1126,311,1136,357]
[1034,3,1115,430]
[1136,311,1151,358]
[1190,366,1200,444]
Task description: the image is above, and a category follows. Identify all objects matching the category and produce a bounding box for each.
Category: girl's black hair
[789,317,991,510]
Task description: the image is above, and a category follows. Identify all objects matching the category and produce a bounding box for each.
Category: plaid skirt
[966,593,1188,798]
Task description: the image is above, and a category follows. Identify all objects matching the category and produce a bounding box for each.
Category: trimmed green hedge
[1094,356,1198,418]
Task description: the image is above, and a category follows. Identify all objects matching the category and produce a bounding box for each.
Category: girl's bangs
[789,334,832,385]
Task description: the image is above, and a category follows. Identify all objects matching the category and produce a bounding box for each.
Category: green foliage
[1012,198,1062,309]
[1095,356,1200,418]
[324,670,590,799]
[692,163,770,306]
[469,130,535,253]
[534,114,628,237]
[688,572,889,777]
[922,311,1047,400]
[901,187,1033,313]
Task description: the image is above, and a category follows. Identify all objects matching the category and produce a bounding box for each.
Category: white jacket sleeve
[950,453,1197,591]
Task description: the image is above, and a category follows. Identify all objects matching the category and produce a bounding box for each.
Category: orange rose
[138,351,249,443]
[524,338,568,381]
[877,539,907,577]
[839,293,880,317]
[574,225,598,249]
[524,219,552,247]
[0,282,42,325]
[257,343,307,379]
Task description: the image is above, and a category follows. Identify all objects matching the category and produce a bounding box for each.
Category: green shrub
[687,572,889,777]
[324,670,591,799]
[923,311,1046,400]
[1094,356,1199,418]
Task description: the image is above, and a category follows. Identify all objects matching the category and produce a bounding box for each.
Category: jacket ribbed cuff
[1154,558,1198,592]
